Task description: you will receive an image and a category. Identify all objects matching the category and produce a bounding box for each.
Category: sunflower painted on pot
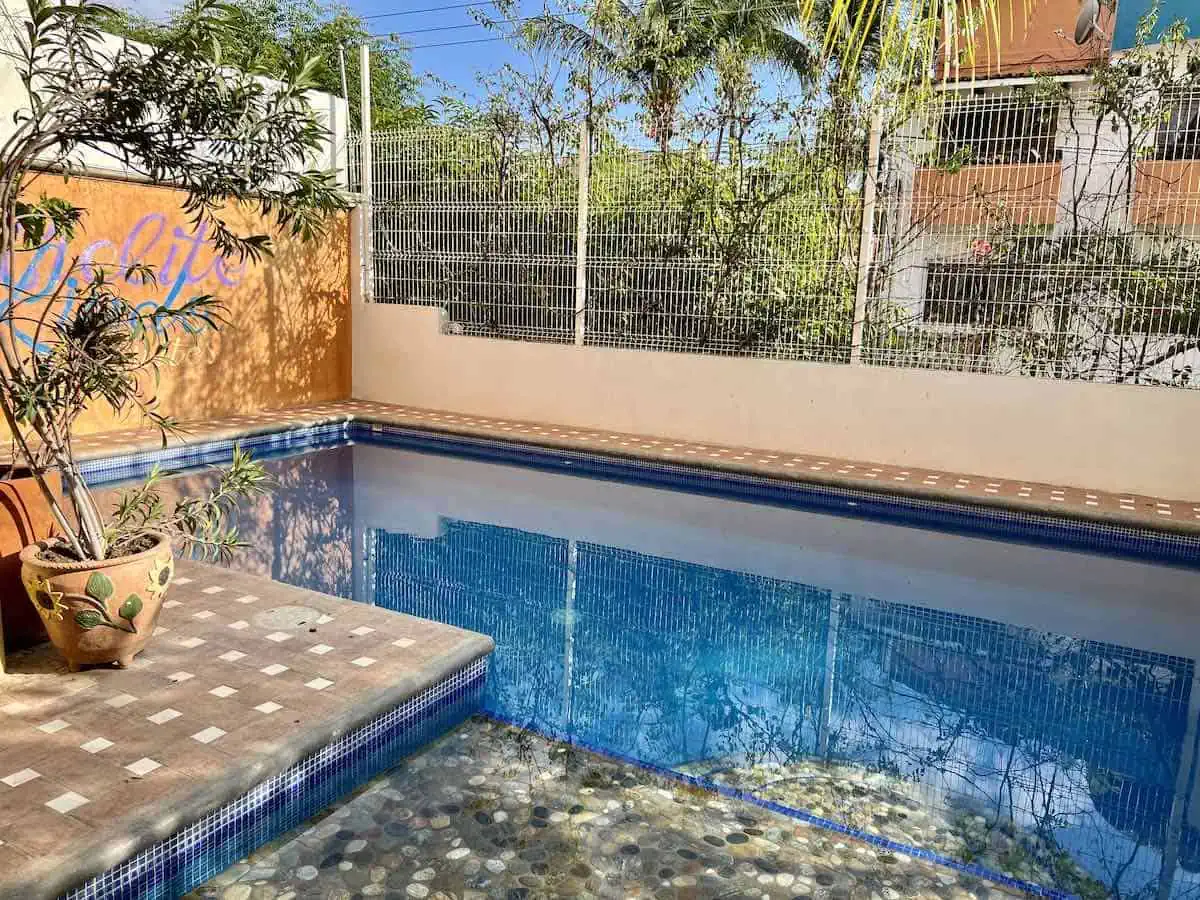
[147,555,174,599]
[24,575,68,622]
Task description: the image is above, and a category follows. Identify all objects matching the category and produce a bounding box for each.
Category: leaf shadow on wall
[161,210,352,422]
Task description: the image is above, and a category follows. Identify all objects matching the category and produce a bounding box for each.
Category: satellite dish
[1074,0,1100,45]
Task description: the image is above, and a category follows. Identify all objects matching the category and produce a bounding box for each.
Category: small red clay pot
[19,532,175,671]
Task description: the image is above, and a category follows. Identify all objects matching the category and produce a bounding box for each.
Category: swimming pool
[107,433,1200,899]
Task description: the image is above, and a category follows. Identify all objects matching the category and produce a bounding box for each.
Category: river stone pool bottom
[133,441,1200,899]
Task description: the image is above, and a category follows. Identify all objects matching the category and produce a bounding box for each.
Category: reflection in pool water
[125,441,1200,899]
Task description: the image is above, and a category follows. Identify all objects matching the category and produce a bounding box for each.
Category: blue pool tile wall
[81,421,351,486]
[61,658,487,900]
[350,422,1200,569]
[371,515,1200,899]
[86,418,1200,569]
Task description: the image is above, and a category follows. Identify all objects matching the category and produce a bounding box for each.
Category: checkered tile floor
[0,563,491,895]
[55,399,1200,533]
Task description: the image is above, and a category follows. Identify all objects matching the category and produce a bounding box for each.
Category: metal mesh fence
[352,79,1200,387]
[866,84,1200,387]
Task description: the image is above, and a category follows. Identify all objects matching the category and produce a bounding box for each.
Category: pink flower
[970,238,993,259]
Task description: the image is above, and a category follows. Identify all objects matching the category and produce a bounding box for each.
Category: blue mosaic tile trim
[351,421,1200,570]
[484,712,1071,900]
[81,421,350,486]
[62,658,488,900]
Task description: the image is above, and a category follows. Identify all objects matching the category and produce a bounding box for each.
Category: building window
[1154,90,1200,161]
[937,96,1060,166]
[922,262,1034,326]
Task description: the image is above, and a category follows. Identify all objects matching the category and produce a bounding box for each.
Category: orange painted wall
[1132,160,1200,227]
[911,162,1062,226]
[4,174,351,435]
[941,0,1112,79]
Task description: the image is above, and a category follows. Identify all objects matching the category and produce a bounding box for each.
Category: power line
[361,2,496,21]
[372,13,580,38]
[374,34,509,48]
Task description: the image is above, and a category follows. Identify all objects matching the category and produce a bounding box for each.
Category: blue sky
[1112,0,1200,49]
[118,0,533,101]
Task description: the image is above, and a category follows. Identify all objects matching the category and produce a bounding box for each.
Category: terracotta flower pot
[20,532,175,671]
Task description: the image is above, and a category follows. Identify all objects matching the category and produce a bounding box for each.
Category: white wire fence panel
[357,128,581,342]
[356,81,1200,387]
[866,85,1200,388]
[585,141,862,361]
[355,124,865,360]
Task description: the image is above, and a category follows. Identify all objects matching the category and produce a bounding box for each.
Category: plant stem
[0,399,86,558]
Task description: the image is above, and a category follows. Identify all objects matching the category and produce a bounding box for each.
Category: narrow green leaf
[86,571,114,602]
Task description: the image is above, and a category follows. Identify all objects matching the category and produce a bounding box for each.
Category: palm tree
[522,0,817,152]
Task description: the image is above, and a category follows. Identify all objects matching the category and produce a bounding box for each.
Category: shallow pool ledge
[0,561,494,900]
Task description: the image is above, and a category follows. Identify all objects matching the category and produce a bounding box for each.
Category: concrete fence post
[573,118,591,347]
[359,44,374,305]
[850,110,883,365]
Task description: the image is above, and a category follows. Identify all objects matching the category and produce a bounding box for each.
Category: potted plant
[1,0,349,670]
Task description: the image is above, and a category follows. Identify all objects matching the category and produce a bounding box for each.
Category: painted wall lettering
[0,213,242,348]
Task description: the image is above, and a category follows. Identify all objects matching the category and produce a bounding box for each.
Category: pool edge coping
[72,405,1200,541]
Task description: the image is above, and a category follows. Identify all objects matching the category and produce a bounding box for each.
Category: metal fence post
[850,110,883,365]
[573,118,591,347]
[359,44,374,305]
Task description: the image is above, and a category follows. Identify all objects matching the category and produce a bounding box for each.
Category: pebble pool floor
[188,718,1017,900]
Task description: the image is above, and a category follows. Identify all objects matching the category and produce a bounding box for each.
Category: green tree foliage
[100,0,434,129]
[1,0,350,561]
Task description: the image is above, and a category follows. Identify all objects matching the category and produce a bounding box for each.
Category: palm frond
[521,15,623,75]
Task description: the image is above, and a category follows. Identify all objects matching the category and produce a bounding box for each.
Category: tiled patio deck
[0,562,493,900]
[66,398,1200,534]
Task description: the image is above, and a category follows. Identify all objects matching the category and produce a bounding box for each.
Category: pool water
[130,440,1200,898]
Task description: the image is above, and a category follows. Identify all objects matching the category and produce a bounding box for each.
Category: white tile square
[167,671,194,683]
[392,638,415,649]
[37,719,70,734]
[156,625,172,634]
[209,685,238,698]
[175,637,206,649]
[200,586,225,595]
[174,576,194,586]
[192,610,215,620]
[191,726,226,744]
[308,644,334,655]
[351,657,377,668]
[1,768,40,787]
[254,701,283,714]
[219,650,247,662]
[125,757,161,777]
[265,632,292,643]
[105,693,137,708]
[350,626,375,637]
[163,599,183,609]
[234,594,258,604]
[147,708,182,725]
[315,614,334,625]
[80,737,113,754]
[46,791,89,814]
[228,620,249,630]
[260,664,288,676]
[305,677,334,691]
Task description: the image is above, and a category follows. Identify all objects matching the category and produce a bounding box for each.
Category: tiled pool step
[0,563,493,900]
[59,399,1200,536]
